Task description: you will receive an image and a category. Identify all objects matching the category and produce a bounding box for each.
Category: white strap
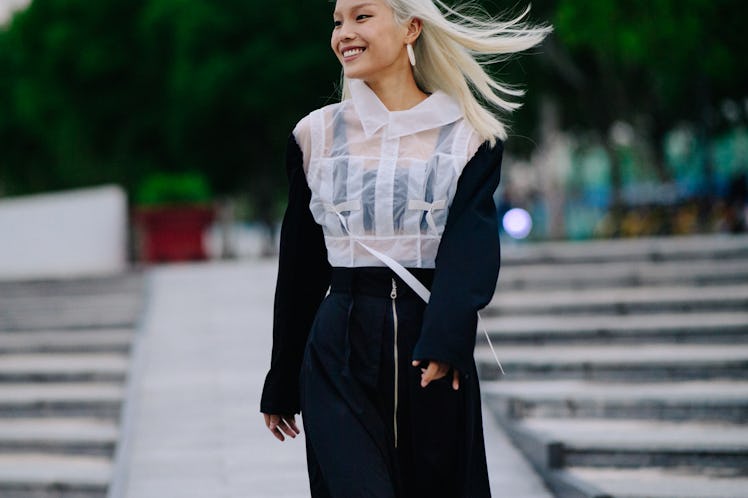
[325,201,504,375]
[324,200,361,213]
[407,199,446,234]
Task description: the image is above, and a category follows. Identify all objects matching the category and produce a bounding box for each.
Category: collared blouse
[293,78,483,268]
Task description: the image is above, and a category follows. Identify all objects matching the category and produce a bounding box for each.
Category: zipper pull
[390,278,397,299]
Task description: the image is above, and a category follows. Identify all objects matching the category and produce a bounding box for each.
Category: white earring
[407,43,416,67]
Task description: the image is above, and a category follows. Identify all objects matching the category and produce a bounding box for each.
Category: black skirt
[301,267,466,498]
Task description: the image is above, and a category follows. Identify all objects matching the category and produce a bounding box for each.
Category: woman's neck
[365,72,429,111]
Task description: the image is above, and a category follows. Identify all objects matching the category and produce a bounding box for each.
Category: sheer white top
[293,78,482,269]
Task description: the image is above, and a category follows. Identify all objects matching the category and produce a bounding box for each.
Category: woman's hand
[412,360,460,391]
[263,413,301,442]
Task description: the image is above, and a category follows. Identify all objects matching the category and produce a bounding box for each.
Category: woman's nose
[337,22,356,41]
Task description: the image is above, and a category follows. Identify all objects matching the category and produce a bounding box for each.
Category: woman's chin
[342,63,375,80]
[343,68,365,79]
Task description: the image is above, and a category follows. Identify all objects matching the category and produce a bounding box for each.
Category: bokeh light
[503,208,533,239]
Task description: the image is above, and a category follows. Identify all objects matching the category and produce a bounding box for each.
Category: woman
[261,1,549,496]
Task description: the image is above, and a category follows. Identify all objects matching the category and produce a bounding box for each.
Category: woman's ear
[405,17,422,44]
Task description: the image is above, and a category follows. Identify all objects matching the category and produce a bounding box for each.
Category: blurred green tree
[0,0,339,225]
[518,0,748,206]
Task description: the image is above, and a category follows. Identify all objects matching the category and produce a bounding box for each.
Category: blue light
[502,208,532,239]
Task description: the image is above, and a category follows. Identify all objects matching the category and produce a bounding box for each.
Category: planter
[133,204,215,262]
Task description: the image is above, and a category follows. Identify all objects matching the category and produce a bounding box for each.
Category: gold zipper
[391,278,398,448]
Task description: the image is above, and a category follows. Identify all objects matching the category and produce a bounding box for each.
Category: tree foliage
[502,0,748,207]
[0,0,339,220]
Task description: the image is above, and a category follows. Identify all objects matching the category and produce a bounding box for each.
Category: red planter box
[133,205,215,262]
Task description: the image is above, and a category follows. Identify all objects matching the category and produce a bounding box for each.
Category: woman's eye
[356,14,371,21]
[333,20,342,28]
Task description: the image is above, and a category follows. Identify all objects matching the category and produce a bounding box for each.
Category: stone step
[0,383,123,419]
[509,418,748,471]
[501,234,748,265]
[0,329,133,354]
[0,273,142,298]
[487,284,748,316]
[0,295,142,331]
[0,418,117,456]
[0,354,128,383]
[550,466,748,498]
[483,380,748,423]
[476,343,748,381]
[0,453,110,498]
[497,259,748,290]
[480,311,748,345]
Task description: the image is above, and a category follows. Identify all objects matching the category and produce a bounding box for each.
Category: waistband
[330,267,434,300]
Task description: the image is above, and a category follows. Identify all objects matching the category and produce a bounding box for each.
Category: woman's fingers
[265,414,285,441]
[276,419,297,439]
[419,361,449,387]
[277,415,300,438]
[413,360,461,390]
[284,415,301,435]
[263,413,299,442]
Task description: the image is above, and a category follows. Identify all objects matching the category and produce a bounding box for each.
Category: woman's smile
[341,46,366,62]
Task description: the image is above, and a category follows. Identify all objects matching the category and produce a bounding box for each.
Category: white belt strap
[324,200,504,375]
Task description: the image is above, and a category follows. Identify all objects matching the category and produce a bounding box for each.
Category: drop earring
[407,43,416,67]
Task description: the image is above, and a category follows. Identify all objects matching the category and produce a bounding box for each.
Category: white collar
[348,78,463,139]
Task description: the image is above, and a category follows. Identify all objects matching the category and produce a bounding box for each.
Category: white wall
[0,185,128,280]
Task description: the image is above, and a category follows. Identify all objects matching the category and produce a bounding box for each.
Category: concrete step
[0,354,128,383]
[551,466,748,498]
[487,285,748,316]
[0,295,142,331]
[0,329,133,354]
[505,418,748,471]
[0,383,123,418]
[480,311,748,345]
[0,273,142,298]
[0,418,117,455]
[0,453,110,498]
[476,343,748,381]
[497,259,748,290]
[483,380,748,423]
[501,234,748,265]
[497,258,748,292]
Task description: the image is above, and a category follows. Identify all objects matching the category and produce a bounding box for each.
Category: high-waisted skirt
[300,267,466,498]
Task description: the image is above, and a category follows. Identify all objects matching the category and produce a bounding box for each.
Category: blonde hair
[340,0,551,145]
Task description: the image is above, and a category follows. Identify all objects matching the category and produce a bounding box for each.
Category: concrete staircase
[0,274,143,498]
[480,234,748,498]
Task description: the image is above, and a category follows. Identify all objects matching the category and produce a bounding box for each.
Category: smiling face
[332,0,417,82]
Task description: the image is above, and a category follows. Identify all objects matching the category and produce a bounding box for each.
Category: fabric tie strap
[407,199,447,234]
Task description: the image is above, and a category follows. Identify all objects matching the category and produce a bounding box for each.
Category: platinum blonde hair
[341,0,551,145]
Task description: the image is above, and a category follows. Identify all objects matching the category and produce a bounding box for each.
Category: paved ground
[109,259,551,498]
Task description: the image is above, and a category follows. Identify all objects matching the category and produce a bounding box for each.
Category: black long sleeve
[412,140,503,375]
[260,134,331,415]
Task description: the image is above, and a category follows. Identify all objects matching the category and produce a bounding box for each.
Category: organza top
[293,78,482,268]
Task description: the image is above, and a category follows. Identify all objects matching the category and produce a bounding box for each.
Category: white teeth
[343,48,364,57]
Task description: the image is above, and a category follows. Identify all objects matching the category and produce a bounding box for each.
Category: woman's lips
[342,47,365,62]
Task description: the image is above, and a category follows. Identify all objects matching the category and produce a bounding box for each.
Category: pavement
[109,259,552,498]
